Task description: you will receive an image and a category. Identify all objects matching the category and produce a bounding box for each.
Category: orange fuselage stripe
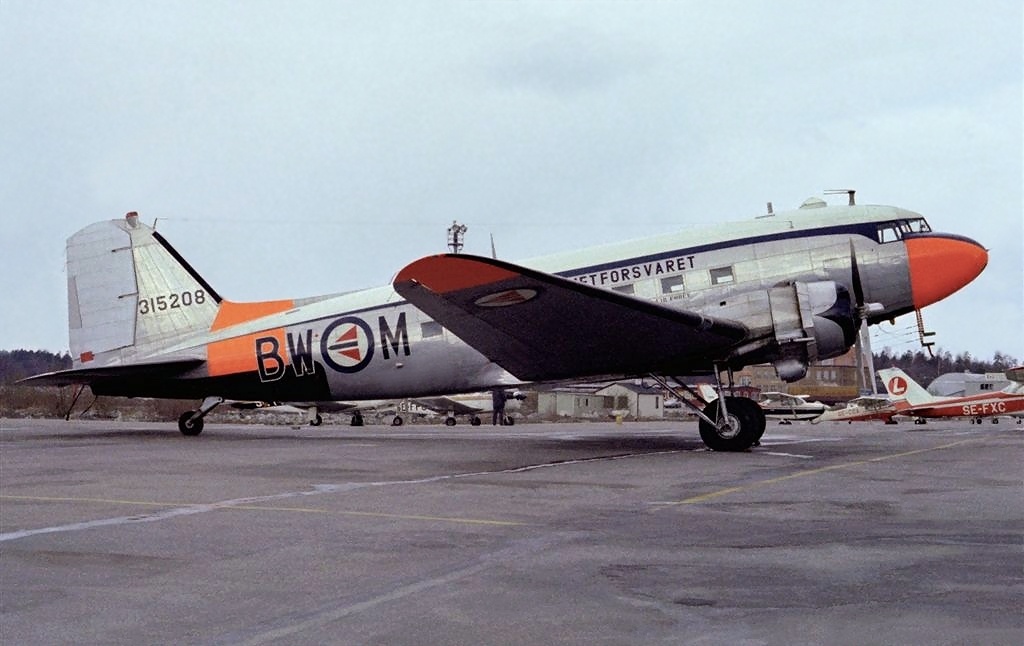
[208,300,295,377]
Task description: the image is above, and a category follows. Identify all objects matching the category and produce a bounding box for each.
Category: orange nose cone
[906,235,988,309]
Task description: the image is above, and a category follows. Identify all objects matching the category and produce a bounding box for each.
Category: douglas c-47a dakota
[24,193,988,451]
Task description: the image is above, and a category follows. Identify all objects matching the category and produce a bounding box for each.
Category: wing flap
[394,254,748,382]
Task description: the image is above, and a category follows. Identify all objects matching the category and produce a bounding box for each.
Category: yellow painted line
[1,494,186,507]
[227,504,525,526]
[655,438,979,506]
[0,494,525,527]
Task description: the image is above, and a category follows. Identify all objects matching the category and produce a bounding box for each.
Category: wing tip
[395,255,520,294]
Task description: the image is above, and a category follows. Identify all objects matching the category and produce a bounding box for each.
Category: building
[927,372,1010,397]
[732,350,860,404]
[537,381,664,420]
[594,382,664,419]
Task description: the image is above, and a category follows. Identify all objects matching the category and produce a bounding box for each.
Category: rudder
[67,212,221,366]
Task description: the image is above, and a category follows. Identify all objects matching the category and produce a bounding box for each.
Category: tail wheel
[178,411,204,436]
[698,397,763,451]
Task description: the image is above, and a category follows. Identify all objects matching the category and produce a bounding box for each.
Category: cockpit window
[876,223,901,243]
[903,218,931,233]
[876,218,932,243]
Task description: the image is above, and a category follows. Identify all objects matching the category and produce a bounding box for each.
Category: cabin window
[980,383,993,391]
[661,275,685,293]
[612,284,635,295]
[421,321,443,338]
[709,266,734,285]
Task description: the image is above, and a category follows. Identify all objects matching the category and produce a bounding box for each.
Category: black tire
[698,397,761,451]
[178,411,203,436]
[470,416,481,426]
[733,396,766,442]
[392,416,404,426]
[351,412,364,426]
[445,417,457,427]
[504,415,515,426]
[310,414,323,427]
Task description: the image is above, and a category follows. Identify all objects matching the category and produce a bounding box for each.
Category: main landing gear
[178,396,224,436]
[650,371,766,451]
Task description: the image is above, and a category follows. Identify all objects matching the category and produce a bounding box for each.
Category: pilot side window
[660,275,685,293]
[709,266,734,285]
[421,321,443,338]
[876,223,902,243]
[905,218,931,233]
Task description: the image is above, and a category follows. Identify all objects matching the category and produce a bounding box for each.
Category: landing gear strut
[178,396,224,436]
[649,371,766,451]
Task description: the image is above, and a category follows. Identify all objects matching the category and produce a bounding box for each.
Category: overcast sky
[2,1,1021,363]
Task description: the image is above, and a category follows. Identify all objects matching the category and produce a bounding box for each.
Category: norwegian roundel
[320,316,375,373]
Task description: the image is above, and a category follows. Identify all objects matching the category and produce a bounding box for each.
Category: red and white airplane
[877,367,1024,423]
[23,194,988,450]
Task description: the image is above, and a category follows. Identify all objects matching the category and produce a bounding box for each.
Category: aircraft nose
[905,234,988,309]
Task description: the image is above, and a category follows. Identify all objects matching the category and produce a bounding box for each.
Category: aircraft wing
[18,357,205,387]
[393,254,749,382]
[411,396,484,415]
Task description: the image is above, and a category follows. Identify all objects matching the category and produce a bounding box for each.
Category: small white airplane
[23,193,988,450]
[228,388,525,427]
[811,395,905,424]
[754,392,829,423]
[878,367,1024,424]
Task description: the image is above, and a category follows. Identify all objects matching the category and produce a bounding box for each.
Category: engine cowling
[718,280,858,382]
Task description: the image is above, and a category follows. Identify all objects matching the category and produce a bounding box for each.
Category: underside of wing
[394,254,749,382]
[19,357,205,387]
[412,396,483,415]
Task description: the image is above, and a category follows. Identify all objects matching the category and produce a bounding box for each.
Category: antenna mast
[447,221,468,254]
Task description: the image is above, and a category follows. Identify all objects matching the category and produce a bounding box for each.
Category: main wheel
[698,397,762,451]
[444,417,457,426]
[351,412,364,426]
[178,411,204,436]
[310,414,323,427]
[391,415,404,426]
[470,416,481,426]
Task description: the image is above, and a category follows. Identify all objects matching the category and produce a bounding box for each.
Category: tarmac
[1,417,1021,646]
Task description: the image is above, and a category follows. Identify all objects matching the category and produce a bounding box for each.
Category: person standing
[491,388,507,425]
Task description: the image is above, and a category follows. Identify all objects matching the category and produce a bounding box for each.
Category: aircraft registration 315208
[24,194,988,451]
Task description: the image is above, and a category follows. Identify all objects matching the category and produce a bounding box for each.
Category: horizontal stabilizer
[19,357,205,387]
[394,254,748,382]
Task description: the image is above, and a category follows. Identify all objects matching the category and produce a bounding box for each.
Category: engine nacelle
[716,280,858,382]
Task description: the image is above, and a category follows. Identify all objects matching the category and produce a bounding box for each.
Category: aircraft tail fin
[66,212,222,366]
[877,367,935,406]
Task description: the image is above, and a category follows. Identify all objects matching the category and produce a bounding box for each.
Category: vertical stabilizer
[876,367,936,406]
[66,213,221,366]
